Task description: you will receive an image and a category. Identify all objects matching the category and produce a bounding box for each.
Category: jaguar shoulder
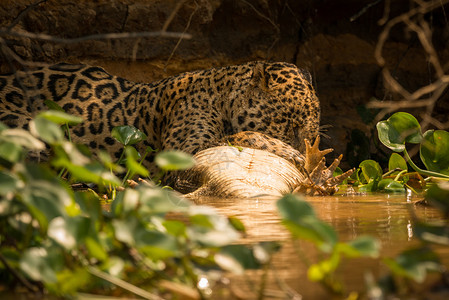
[0,61,320,175]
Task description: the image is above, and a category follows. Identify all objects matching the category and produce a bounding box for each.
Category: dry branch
[369,0,449,131]
[164,1,199,68]
[0,29,192,44]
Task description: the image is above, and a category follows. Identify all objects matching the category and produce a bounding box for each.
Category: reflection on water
[194,193,447,299]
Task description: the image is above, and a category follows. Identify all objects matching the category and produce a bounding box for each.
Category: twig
[162,0,189,32]
[378,0,391,25]
[7,0,47,30]
[240,0,280,34]
[87,266,165,300]
[0,37,48,67]
[164,1,198,69]
[120,4,130,32]
[421,113,449,130]
[132,0,189,61]
[375,0,448,67]
[0,252,40,293]
[441,0,449,26]
[403,16,444,77]
[0,37,39,110]
[257,260,270,300]
[371,0,449,123]
[131,37,141,61]
[271,263,303,299]
[350,0,382,22]
[367,98,436,109]
[0,29,192,44]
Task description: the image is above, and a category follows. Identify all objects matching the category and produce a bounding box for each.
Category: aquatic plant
[2,109,449,299]
[277,194,380,295]
[350,112,449,193]
[0,112,264,299]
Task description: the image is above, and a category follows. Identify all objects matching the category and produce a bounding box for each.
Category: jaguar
[0,61,320,177]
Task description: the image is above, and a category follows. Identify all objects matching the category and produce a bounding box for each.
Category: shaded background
[1,0,448,169]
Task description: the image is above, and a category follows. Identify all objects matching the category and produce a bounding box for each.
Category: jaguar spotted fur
[0,61,320,176]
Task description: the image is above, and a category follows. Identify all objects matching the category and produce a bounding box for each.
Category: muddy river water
[2,192,447,299]
[194,193,449,299]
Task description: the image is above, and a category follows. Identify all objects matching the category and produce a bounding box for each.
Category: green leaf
[425,182,449,215]
[74,192,102,222]
[111,125,147,146]
[136,229,179,260]
[0,171,23,195]
[358,180,376,193]
[48,217,77,250]
[190,214,215,228]
[38,110,83,126]
[253,241,281,264]
[48,216,90,250]
[187,206,240,247]
[276,194,316,220]
[338,236,380,258]
[44,99,65,112]
[52,157,120,186]
[388,153,407,172]
[85,236,108,261]
[54,141,91,165]
[155,150,195,171]
[101,256,125,277]
[377,112,422,152]
[0,128,46,150]
[22,180,73,231]
[228,216,246,233]
[137,186,191,215]
[98,150,124,173]
[277,194,337,252]
[420,130,449,175]
[47,268,91,295]
[359,160,383,182]
[112,218,139,246]
[377,179,405,193]
[308,252,340,281]
[30,117,64,144]
[0,122,8,131]
[20,247,59,283]
[384,247,441,283]
[125,146,149,177]
[0,141,24,163]
[121,188,140,214]
[163,220,187,237]
[413,221,449,245]
[283,219,337,252]
[216,245,260,274]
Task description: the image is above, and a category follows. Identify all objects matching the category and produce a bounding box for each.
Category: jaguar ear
[251,62,269,90]
[300,69,313,86]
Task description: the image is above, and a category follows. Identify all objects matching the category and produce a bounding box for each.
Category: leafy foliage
[376,112,422,151]
[111,125,147,146]
[349,112,449,194]
[0,114,258,298]
[155,150,196,171]
[420,130,449,175]
[376,112,449,179]
[277,194,379,294]
[358,112,449,295]
[2,109,449,299]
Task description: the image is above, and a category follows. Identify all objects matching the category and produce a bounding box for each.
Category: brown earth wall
[1,0,448,168]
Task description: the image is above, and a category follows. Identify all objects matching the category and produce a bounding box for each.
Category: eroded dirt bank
[1,0,448,168]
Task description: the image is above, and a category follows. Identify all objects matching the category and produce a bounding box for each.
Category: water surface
[195,193,448,299]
